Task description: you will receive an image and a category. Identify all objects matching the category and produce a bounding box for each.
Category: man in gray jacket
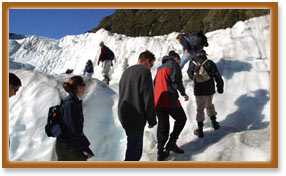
[118,50,157,161]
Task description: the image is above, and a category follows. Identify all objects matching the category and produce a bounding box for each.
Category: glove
[111,62,113,67]
[217,89,223,94]
[97,61,100,65]
[83,151,94,158]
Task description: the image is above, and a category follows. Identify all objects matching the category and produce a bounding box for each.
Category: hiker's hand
[111,62,113,67]
[87,154,93,158]
[183,95,189,101]
[148,125,155,128]
[184,49,189,54]
[97,61,100,65]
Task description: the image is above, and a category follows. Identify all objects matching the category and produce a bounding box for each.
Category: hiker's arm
[187,61,195,80]
[180,37,189,53]
[140,71,157,127]
[173,63,187,96]
[211,63,224,94]
[64,101,93,155]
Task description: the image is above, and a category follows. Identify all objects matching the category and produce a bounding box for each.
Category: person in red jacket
[97,41,113,85]
[154,53,189,161]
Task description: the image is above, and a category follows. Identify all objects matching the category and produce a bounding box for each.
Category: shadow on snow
[173,89,270,161]
[216,59,252,80]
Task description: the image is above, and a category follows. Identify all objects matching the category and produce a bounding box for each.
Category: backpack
[184,30,208,51]
[45,101,64,137]
[107,47,115,61]
[192,59,211,83]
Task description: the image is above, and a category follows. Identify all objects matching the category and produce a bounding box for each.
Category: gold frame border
[2,2,278,168]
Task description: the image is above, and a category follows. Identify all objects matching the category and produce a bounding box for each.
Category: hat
[99,41,104,46]
[196,49,208,56]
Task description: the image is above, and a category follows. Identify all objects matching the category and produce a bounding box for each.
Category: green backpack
[192,59,211,83]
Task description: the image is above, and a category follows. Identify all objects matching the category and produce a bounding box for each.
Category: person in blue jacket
[56,76,94,161]
[83,60,94,77]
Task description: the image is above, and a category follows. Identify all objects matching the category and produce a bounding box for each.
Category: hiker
[118,50,157,161]
[187,50,224,138]
[56,76,94,161]
[176,31,209,69]
[169,50,181,64]
[83,60,94,77]
[97,41,114,85]
[9,72,21,97]
[154,54,189,161]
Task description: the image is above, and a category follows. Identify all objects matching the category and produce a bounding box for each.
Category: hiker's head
[138,50,156,70]
[176,34,183,42]
[196,50,208,59]
[99,41,104,47]
[87,60,92,64]
[9,73,22,97]
[169,50,181,64]
[63,76,86,96]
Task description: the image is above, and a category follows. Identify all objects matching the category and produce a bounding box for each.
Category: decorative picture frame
[2,2,278,168]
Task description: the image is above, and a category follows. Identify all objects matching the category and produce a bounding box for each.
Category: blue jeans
[124,129,144,161]
[180,50,196,69]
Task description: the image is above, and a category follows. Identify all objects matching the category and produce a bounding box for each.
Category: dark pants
[56,140,87,161]
[124,128,144,161]
[156,107,187,151]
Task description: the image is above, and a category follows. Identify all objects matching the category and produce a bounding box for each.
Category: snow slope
[8,15,271,161]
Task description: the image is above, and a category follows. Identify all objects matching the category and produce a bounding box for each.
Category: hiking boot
[210,116,220,130]
[157,149,170,161]
[165,142,184,154]
[194,122,204,138]
[102,77,110,85]
[194,128,204,138]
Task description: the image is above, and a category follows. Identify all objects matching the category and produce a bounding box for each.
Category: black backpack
[107,47,115,61]
[45,100,64,137]
[184,30,208,51]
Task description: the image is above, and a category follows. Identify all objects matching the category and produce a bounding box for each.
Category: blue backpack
[184,30,208,51]
[107,47,115,61]
[45,101,64,137]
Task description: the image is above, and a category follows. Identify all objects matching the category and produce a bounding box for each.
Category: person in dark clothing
[187,50,224,138]
[154,54,189,161]
[9,72,22,97]
[118,50,157,161]
[56,76,94,161]
[83,60,94,77]
[176,32,209,69]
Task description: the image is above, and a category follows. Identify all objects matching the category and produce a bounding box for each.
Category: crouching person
[56,76,94,161]
[187,50,224,138]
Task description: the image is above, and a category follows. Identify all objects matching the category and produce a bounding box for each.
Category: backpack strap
[192,59,208,66]
[201,59,208,66]
[192,61,199,66]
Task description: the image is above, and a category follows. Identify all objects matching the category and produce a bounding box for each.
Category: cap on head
[99,41,104,46]
[196,49,208,56]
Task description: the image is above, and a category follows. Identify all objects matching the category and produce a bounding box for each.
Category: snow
[8,15,271,162]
